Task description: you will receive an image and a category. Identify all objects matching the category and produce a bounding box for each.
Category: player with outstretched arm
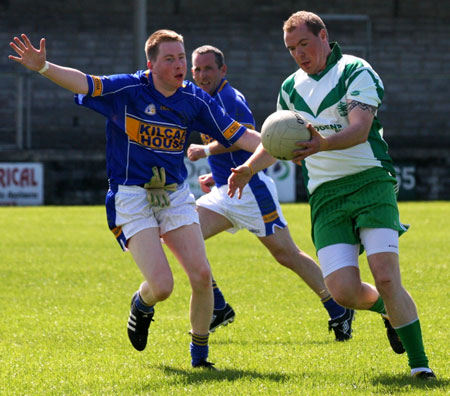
[9,30,261,369]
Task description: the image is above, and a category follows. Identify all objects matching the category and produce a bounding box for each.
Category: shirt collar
[309,42,342,80]
[212,78,228,97]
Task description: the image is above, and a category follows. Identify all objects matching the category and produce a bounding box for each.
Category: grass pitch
[0,202,449,395]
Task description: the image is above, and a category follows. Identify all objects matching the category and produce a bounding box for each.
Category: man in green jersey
[228,10,436,380]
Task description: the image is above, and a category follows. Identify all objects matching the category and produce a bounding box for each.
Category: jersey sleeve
[230,92,255,129]
[198,89,255,143]
[193,90,247,148]
[346,68,384,108]
[74,72,142,118]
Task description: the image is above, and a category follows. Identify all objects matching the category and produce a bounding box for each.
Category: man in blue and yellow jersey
[228,11,435,379]
[9,30,262,369]
[187,45,353,341]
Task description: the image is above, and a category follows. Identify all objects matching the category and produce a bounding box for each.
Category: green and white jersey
[277,42,395,195]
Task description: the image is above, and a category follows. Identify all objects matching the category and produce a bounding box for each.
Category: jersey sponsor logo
[126,115,187,151]
[144,103,156,115]
[223,120,242,140]
[91,75,103,97]
[314,123,343,132]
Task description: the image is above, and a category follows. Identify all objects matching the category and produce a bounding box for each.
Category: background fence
[1,0,449,204]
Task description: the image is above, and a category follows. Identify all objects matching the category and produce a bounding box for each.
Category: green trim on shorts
[309,167,407,252]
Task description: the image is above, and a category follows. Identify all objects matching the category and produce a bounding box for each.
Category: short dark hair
[192,45,225,69]
[283,11,328,38]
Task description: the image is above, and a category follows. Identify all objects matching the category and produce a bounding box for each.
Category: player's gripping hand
[227,164,252,199]
[9,34,47,72]
[187,144,208,161]
[144,167,177,208]
[198,173,215,194]
[292,124,328,165]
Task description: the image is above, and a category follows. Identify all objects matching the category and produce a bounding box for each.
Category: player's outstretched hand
[198,173,215,194]
[291,123,328,165]
[187,144,208,161]
[9,34,47,72]
[227,165,252,199]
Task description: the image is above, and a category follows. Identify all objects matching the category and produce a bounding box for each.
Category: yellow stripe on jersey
[217,80,228,93]
[125,115,187,151]
[111,225,123,238]
[201,123,253,145]
[91,75,103,97]
[223,120,242,140]
[263,210,279,223]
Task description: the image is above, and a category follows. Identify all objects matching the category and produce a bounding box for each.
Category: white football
[261,110,311,160]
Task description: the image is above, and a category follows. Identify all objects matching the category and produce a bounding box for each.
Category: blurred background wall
[1,0,449,203]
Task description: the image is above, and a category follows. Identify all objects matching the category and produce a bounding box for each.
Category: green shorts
[309,167,407,252]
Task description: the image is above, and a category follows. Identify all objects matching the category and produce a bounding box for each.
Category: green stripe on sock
[368,296,386,315]
[395,319,429,369]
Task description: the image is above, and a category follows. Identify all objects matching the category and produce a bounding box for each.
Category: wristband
[247,163,254,176]
[38,61,49,74]
[203,145,211,157]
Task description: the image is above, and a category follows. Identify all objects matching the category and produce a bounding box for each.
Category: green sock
[368,296,387,315]
[395,319,429,369]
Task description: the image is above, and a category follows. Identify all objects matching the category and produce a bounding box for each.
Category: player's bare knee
[271,245,299,269]
[374,277,396,299]
[333,292,358,308]
[189,266,212,291]
[151,283,173,301]
[326,282,358,308]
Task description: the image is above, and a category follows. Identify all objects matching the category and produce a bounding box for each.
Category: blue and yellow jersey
[191,79,256,187]
[74,71,246,187]
[193,79,284,234]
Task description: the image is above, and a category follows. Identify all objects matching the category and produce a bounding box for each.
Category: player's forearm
[244,143,277,173]
[208,140,240,155]
[323,121,370,150]
[40,62,89,94]
[234,129,261,152]
[323,105,373,150]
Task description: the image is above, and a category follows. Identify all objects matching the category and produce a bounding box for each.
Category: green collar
[308,42,342,80]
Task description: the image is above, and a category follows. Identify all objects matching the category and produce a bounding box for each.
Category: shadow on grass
[371,373,448,392]
[211,338,332,347]
[157,364,291,385]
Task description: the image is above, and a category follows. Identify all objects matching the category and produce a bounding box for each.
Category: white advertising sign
[0,163,44,206]
[184,158,296,202]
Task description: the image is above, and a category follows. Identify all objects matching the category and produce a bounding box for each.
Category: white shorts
[196,171,287,237]
[106,182,198,250]
[317,228,399,277]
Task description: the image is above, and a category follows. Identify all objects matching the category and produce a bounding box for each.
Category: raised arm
[9,34,88,94]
